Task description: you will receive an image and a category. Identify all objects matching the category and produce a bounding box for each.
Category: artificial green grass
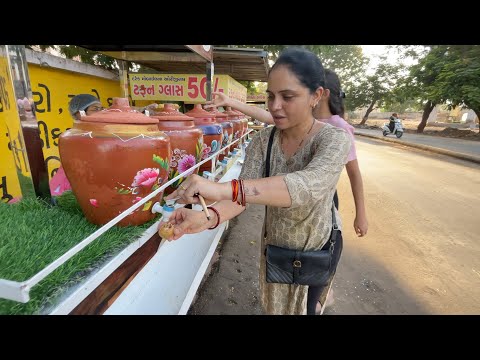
[0,191,156,315]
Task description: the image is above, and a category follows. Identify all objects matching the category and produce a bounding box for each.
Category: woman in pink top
[311,70,368,314]
[313,69,368,237]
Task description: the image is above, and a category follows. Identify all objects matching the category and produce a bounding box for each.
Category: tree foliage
[433,46,480,116]
[395,45,480,132]
[349,59,404,123]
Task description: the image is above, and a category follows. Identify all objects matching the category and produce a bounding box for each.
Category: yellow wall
[0,63,121,201]
[0,56,22,202]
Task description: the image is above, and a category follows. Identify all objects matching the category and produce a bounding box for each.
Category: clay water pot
[150,103,204,194]
[59,97,171,226]
[232,109,249,138]
[185,104,222,174]
[204,105,233,162]
[223,106,243,152]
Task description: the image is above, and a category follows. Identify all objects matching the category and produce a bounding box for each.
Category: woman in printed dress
[162,47,351,315]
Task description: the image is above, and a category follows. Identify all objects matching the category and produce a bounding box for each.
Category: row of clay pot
[59,98,248,227]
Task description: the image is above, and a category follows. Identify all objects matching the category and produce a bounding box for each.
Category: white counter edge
[48,159,243,315]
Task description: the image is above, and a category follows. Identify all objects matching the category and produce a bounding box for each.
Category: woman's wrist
[355,210,367,219]
[220,182,232,201]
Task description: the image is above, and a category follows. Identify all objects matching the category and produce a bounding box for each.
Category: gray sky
[361,45,417,74]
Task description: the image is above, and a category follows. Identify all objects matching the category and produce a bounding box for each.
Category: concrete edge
[355,132,480,165]
[26,48,119,81]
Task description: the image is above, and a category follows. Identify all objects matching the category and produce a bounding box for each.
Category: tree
[347,60,403,124]
[321,45,368,89]
[433,46,480,122]
[401,46,449,132]
[396,45,480,132]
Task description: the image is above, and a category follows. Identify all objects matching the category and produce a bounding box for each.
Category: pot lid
[151,103,195,121]
[185,104,216,120]
[223,106,240,119]
[82,98,159,124]
[204,105,228,118]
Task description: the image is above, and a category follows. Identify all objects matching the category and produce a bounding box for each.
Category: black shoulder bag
[264,127,339,287]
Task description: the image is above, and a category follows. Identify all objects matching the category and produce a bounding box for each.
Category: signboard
[247,93,267,102]
[129,73,247,103]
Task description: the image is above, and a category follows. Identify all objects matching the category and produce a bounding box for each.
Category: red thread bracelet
[240,179,246,207]
[231,179,239,202]
[237,179,242,206]
[207,206,220,229]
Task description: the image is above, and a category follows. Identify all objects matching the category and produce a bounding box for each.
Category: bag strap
[265,126,276,178]
[329,204,338,249]
[264,127,276,238]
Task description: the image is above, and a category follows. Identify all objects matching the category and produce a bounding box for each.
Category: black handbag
[263,127,339,287]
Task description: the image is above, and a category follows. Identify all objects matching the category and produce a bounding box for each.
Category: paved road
[355,128,480,158]
[190,136,480,315]
[325,137,480,314]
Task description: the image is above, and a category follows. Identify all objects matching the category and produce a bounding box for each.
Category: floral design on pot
[185,104,223,174]
[204,105,233,162]
[114,154,170,214]
[59,97,171,226]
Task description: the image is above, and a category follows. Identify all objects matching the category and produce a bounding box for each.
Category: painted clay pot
[223,106,243,152]
[59,98,171,227]
[204,105,232,162]
[233,109,249,138]
[184,104,222,174]
[150,103,203,194]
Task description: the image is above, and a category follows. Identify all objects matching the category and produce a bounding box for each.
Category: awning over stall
[80,45,269,82]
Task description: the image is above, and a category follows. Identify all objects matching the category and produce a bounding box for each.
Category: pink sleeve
[49,166,72,196]
[344,125,357,162]
[326,116,357,162]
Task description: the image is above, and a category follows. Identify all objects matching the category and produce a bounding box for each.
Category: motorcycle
[382,118,404,138]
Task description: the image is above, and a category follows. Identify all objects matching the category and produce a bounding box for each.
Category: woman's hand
[166,174,230,205]
[203,91,232,110]
[145,103,159,111]
[354,215,368,237]
[164,207,217,240]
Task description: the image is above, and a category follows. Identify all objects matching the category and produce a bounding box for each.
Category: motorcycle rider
[389,113,398,133]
